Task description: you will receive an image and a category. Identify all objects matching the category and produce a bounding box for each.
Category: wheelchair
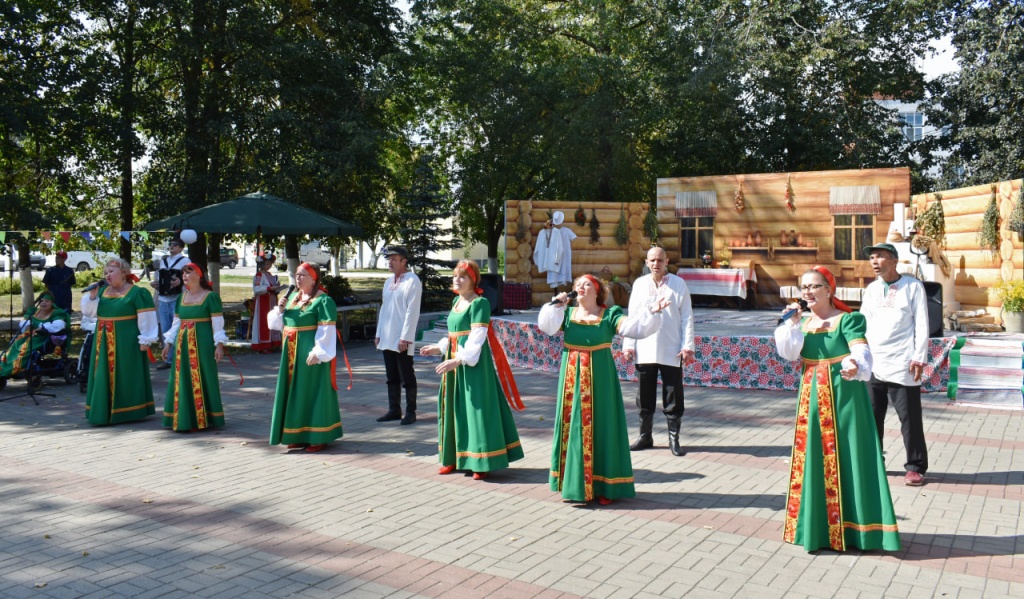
[76,325,95,393]
[0,328,79,393]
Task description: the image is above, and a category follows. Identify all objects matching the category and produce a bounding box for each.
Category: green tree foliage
[919,1,1024,186]
[398,154,462,309]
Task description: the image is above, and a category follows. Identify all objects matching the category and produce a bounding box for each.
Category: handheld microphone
[777,299,808,325]
[83,280,108,292]
[548,291,578,306]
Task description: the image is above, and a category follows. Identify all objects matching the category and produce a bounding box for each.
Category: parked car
[219,247,238,269]
[299,242,332,268]
[49,250,119,272]
[29,252,46,271]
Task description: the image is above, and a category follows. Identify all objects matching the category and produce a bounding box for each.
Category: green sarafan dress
[785,311,901,552]
[163,292,226,431]
[550,305,635,502]
[85,285,157,425]
[0,307,71,378]
[438,297,524,472]
[269,292,342,446]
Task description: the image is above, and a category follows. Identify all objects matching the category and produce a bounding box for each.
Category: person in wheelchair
[0,291,71,381]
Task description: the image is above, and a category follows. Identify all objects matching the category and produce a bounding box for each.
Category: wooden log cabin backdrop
[911,178,1024,321]
[505,200,652,307]
[657,168,911,307]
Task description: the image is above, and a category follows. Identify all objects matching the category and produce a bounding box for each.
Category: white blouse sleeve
[163,314,181,344]
[436,336,450,356]
[843,342,873,382]
[616,308,662,340]
[774,319,804,361]
[253,274,269,296]
[81,294,99,318]
[211,315,228,346]
[18,319,30,333]
[538,303,565,336]
[41,320,66,333]
[309,324,337,362]
[137,310,159,345]
[457,327,489,367]
[267,306,284,331]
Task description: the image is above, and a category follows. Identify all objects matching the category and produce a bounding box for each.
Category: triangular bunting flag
[140,231,149,241]
[42,231,52,241]
[120,231,131,241]
[102,231,111,240]
[0,232,6,243]
[80,232,92,242]
[60,231,71,242]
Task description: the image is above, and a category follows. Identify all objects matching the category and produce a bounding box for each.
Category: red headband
[184,262,204,279]
[811,265,852,313]
[298,262,318,281]
[582,274,606,308]
[454,260,485,296]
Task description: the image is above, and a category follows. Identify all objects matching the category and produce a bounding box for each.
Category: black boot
[629,411,654,451]
[401,386,417,425]
[667,417,685,456]
[377,384,402,422]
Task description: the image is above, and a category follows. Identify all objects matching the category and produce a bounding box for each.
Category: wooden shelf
[773,246,818,251]
[730,246,770,251]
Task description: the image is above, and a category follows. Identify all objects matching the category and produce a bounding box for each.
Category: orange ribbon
[487,327,524,411]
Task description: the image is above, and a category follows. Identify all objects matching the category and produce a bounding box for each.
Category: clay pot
[796,232,804,246]
[754,230,762,246]
[746,232,754,246]
[780,230,788,246]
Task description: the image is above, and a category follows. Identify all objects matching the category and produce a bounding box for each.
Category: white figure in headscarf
[550,211,577,287]
[533,213,560,276]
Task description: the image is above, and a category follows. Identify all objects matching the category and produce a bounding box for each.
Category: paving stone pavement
[1,340,1022,598]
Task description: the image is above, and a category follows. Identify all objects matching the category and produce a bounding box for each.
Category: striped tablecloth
[677,267,757,299]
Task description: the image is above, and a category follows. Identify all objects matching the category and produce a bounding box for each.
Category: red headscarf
[582,274,606,308]
[453,260,485,296]
[811,265,852,313]
[298,262,327,293]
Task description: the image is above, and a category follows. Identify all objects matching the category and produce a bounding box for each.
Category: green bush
[0,275,45,295]
[320,274,356,305]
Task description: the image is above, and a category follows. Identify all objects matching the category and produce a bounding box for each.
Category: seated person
[0,292,70,378]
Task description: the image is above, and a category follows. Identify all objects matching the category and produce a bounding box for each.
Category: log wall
[911,179,1024,322]
[505,200,651,307]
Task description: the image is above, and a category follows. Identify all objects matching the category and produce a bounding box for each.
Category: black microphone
[83,280,108,292]
[777,299,808,325]
[279,284,295,307]
[548,291,578,306]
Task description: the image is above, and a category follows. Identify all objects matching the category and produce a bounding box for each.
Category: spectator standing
[374,246,422,425]
[42,251,76,313]
[150,238,187,370]
[860,242,931,487]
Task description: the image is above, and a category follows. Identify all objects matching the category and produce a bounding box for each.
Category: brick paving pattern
[0,341,1021,598]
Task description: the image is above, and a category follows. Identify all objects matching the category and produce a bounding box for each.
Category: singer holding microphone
[266,263,342,452]
[160,263,227,432]
[773,266,900,552]
[538,274,668,506]
[82,258,158,425]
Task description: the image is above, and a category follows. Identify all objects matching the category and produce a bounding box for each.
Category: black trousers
[635,363,685,419]
[383,349,417,408]
[869,375,928,474]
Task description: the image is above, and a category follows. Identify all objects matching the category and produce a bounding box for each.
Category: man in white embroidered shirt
[622,246,695,456]
[375,246,422,425]
[861,242,930,487]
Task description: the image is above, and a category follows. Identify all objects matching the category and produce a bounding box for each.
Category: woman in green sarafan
[419,260,525,480]
[538,274,667,506]
[161,263,227,431]
[774,266,900,552]
[267,262,342,453]
[0,291,70,379]
[82,258,158,425]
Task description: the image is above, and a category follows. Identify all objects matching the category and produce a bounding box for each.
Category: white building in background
[350,216,504,272]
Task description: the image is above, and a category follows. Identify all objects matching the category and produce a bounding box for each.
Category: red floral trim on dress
[784,360,844,551]
[557,348,596,501]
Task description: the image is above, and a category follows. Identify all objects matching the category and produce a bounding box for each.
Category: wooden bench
[337,302,379,342]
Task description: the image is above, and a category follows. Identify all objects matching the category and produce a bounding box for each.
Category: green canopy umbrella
[143,191,362,237]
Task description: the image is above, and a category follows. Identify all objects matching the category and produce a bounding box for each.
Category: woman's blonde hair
[104,257,133,275]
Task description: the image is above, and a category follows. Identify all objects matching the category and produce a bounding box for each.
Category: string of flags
[0,230,178,245]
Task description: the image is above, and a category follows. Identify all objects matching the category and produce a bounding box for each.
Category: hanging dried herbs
[643,204,658,241]
[574,203,587,226]
[614,204,629,246]
[913,192,946,251]
[979,184,1001,254]
[589,208,601,244]
[1008,180,1024,238]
